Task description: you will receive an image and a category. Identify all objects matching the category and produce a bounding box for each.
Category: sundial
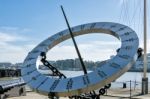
[21,5,139,99]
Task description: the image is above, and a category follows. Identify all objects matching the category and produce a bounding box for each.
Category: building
[0,62,12,69]
[0,62,21,77]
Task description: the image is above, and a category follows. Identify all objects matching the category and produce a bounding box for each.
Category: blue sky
[0,0,149,63]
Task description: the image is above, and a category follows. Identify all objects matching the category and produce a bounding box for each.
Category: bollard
[123,82,127,88]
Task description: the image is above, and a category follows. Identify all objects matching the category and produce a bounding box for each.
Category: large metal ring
[21,22,139,96]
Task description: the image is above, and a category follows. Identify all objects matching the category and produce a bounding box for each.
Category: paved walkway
[8,91,150,99]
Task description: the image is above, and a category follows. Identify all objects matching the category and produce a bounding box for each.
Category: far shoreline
[128,69,150,72]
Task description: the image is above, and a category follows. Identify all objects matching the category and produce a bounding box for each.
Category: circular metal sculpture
[21,22,139,97]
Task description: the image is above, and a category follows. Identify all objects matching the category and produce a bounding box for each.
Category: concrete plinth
[142,77,148,95]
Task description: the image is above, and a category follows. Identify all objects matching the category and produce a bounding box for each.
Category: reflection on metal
[21,22,139,97]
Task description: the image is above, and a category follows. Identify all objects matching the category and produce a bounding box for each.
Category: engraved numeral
[32,77,36,80]
[123,38,137,42]
[27,69,36,75]
[124,32,132,35]
[36,78,48,89]
[97,70,107,78]
[32,74,41,81]
[49,37,54,41]
[117,26,127,32]
[25,57,35,61]
[80,25,85,30]
[82,76,90,85]
[118,55,130,60]
[32,50,40,54]
[122,46,133,50]
[110,25,116,28]
[102,24,105,27]
[39,43,47,47]
[50,80,60,91]
[120,32,133,37]
[90,23,96,29]
[58,32,64,36]
[66,79,73,90]
[110,62,121,69]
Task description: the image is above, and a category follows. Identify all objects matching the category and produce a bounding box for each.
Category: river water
[1,72,150,89]
[116,72,150,82]
[61,71,150,89]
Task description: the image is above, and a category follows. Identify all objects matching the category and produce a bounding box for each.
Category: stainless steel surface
[21,22,139,96]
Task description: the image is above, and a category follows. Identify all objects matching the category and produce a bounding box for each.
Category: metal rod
[60,5,87,74]
[143,0,147,79]
[130,80,131,99]
[141,0,148,95]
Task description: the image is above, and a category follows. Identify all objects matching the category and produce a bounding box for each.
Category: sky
[0,0,150,63]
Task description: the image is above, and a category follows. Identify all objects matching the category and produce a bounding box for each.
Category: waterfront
[1,71,150,99]
[62,71,150,90]
[1,71,150,90]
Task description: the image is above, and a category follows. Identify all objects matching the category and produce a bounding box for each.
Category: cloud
[0,26,149,63]
[0,32,27,42]
[0,41,35,63]
[0,26,19,31]
[47,41,121,62]
[46,39,150,62]
[0,26,31,43]
[0,27,35,63]
[0,26,31,34]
